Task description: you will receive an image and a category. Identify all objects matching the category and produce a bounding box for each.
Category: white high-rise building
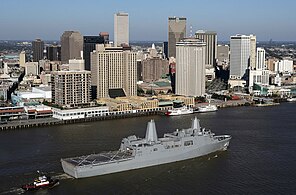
[230,35,250,79]
[176,38,206,97]
[256,47,266,70]
[91,45,137,99]
[250,35,256,69]
[275,59,294,73]
[114,12,129,47]
[19,51,26,67]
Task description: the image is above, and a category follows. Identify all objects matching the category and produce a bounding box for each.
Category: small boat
[21,174,59,191]
[287,97,296,102]
[165,106,194,116]
[195,104,218,113]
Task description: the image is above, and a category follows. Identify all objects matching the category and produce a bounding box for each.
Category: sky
[1,0,296,41]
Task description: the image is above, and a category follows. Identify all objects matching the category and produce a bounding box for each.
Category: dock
[0,110,160,131]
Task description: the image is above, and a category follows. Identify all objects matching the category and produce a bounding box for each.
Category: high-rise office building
[168,17,186,58]
[61,31,83,64]
[142,58,169,82]
[83,36,105,71]
[91,45,137,99]
[99,32,110,44]
[176,38,206,97]
[32,38,44,62]
[217,45,229,65]
[250,35,257,69]
[230,35,250,79]
[19,51,26,67]
[195,30,217,68]
[51,70,91,107]
[114,12,129,47]
[46,45,61,61]
[163,41,168,59]
[256,47,266,70]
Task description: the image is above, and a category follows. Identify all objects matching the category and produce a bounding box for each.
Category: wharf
[0,110,160,131]
[0,101,252,131]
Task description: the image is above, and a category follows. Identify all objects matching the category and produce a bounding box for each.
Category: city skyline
[1,0,296,41]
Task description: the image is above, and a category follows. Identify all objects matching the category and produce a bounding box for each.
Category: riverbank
[0,110,160,131]
[0,99,269,131]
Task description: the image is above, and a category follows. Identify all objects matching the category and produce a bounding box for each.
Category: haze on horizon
[1,0,296,42]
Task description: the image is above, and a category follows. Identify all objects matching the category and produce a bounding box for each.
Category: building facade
[32,39,44,62]
[250,35,257,69]
[256,47,266,70]
[163,41,168,59]
[83,35,105,71]
[230,34,250,79]
[91,45,137,99]
[176,38,206,97]
[275,59,294,73]
[46,45,61,61]
[168,17,186,58]
[142,58,169,82]
[61,31,83,64]
[217,45,229,67]
[19,51,26,67]
[195,30,217,68]
[51,70,91,107]
[114,12,129,47]
[249,70,269,93]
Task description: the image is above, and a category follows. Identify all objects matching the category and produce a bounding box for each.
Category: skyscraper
[51,70,91,107]
[195,30,217,68]
[46,44,61,61]
[114,12,129,47]
[19,51,26,67]
[217,45,229,65]
[99,32,110,44]
[142,58,169,82]
[83,36,105,71]
[61,31,83,64]
[230,35,250,79]
[250,35,257,69]
[32,38,44,62]
[168,17,186,58]
[162,41,168,59]
[256,47,266,70]
[91,45,137,99]
[176,38,206,97]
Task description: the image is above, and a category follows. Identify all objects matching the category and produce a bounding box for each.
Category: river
[1,103,296,194]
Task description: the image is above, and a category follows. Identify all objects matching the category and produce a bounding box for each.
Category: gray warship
[61,117,231,178]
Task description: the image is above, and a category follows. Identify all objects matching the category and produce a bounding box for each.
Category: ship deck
[62,151,133,167]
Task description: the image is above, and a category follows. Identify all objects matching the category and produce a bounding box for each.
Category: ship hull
[61,138,230,178]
